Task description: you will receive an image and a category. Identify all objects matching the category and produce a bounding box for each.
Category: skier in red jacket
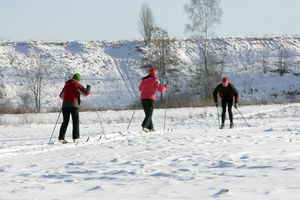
[213,77,239,129]
[58,73,91,143]
[139,66,168,132]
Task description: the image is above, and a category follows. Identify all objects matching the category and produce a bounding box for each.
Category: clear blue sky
[0,0,299,41]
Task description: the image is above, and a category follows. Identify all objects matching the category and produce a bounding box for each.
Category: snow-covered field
[0,103,300,200]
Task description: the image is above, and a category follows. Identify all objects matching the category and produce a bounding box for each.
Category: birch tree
[185,0,222,72]
[138,2,155,46]
[185,0,222,99]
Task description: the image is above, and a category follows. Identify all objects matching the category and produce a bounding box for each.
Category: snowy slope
[0,37,299,111]
[0,40,144,110]
[0,103,299,199]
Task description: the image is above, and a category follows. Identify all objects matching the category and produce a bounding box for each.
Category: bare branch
[137,2,155,46]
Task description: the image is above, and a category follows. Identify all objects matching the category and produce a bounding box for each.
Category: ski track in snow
[0,103,300,200]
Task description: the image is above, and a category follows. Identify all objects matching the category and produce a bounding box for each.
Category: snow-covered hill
[0,36,299,111]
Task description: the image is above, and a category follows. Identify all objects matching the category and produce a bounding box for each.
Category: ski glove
[86,85,91,91]
[234,103,238,109]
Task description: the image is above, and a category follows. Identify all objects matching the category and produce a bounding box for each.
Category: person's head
[222,77,229,87]
[72,73,81,82]
[148,67,157,77]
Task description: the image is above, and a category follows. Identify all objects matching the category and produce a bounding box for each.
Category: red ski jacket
[139,75,167,101]
[59,79,90,108]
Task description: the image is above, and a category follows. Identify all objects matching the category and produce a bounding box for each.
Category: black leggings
[59,107,80,140]
[221,98,233,124]
[141,99,154,130]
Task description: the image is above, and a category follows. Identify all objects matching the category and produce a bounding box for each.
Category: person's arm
[231,84,239,103]
[138,80,144,92]
[155,79,167,93]
[212,84,220,103]
[77,83,90,96]
[59,88,64,100]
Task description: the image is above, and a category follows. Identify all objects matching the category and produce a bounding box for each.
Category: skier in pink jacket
[139,66,168,132]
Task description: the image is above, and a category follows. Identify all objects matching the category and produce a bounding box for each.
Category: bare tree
[138,2,155,46]
[185,0,222,73]
[185,0,222,101]
[261,48,269,74]
[275,47,289,76]
[142,26,179,84]
[14,55,52,113]
[19,93,33,112]
[0,80,10,113]
[192,52,221,100]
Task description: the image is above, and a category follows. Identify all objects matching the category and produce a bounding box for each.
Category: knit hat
[148,67,157,77]
[72,73,81,81]
[222,77,229,83]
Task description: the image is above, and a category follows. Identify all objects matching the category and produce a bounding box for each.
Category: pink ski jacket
[139,75,168,101]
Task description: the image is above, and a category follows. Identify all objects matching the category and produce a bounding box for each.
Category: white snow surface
[1,103,300,200]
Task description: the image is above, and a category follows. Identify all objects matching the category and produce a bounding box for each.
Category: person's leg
[141,99,154,129]
[141,100,148,128]
[228,99,233,124]
[146,100,154,130]
[71,107,80,140]
[221,99,227,125]
[58,108,71,140]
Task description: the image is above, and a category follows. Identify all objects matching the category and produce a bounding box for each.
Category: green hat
[72,73,81,81]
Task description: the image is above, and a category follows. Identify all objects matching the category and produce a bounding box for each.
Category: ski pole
[127,96,140,130]
[116,67,138,131]
[90,93,107,140]
[48,111,61,144]
[163,80,169,133]
[127,108,136,130]
[236,107,250,127]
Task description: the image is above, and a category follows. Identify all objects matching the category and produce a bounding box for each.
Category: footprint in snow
[66,161,85,166]
[212,188,230,197]
[240,155,250,159]
[264,128,274,132]
[86,186,102,191]
[210,160,234,168]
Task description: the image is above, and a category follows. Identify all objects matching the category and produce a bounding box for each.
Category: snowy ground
[0,103,300,200]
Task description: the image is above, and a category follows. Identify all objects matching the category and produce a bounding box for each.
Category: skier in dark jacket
[138,66,168,132]
[213,77,239,129]
[58,73,91,143]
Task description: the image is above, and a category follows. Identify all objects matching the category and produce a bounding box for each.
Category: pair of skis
[49,133,103,146]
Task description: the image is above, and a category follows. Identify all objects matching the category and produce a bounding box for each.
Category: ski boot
[58,139,68,144]
[142,127,150,132]
[73,138,82,144]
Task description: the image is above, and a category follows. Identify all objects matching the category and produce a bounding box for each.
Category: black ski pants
[141,99,154,130]
[59,107,80,140]
[221,98,233,124]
